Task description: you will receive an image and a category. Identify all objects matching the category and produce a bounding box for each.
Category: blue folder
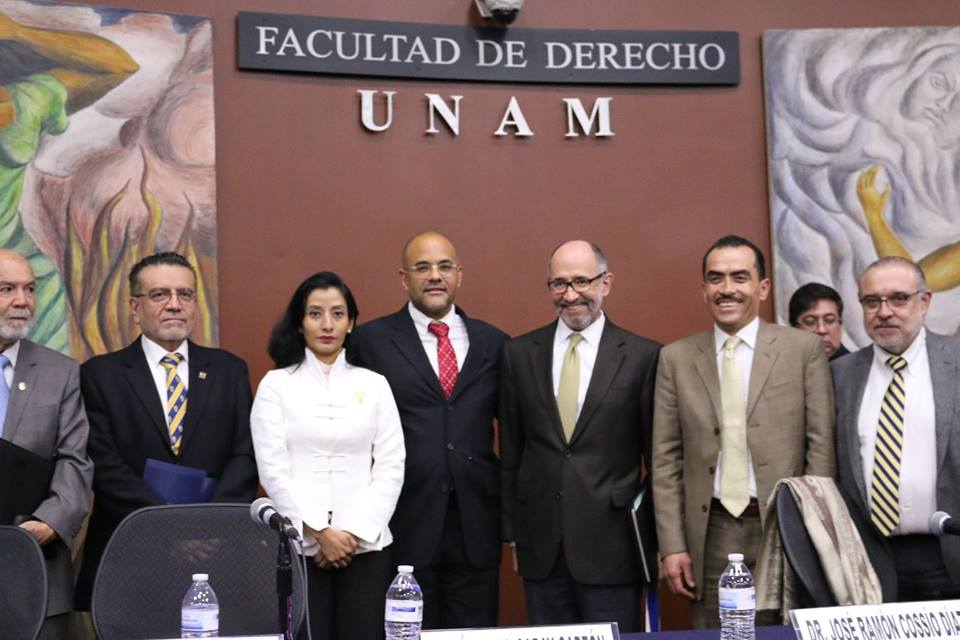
[143,458,217,504]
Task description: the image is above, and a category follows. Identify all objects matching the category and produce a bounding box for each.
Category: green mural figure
[0,10,137,353]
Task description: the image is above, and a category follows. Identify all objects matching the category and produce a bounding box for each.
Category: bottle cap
[397,565,414,574]
[192,573,209,581]
[727,553,744,562]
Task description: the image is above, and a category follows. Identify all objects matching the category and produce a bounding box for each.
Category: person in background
[251,271,405,640]
[789,282,850,360]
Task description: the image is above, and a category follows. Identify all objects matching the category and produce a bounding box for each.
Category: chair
[0,525,47,640]
[91,503,305,640]
[775,484,837,607]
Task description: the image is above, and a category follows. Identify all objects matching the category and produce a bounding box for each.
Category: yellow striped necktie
[160,352,188,455]
[870,355,907,536]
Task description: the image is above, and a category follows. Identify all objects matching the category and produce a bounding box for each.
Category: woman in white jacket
[251,272,405,640]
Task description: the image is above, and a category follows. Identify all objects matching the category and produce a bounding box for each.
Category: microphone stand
[276,529,294,640]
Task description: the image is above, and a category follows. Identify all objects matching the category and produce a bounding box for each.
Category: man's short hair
[701,235,766,280]
[546,241,608,276]
[858,256,928,293]
[788,282,844,326]
[128,252,197,294]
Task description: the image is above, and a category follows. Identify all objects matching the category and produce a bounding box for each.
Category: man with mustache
[652,235,834,627]
[834,257,960,601]
[351,231,508,629]
[498,240,660,630]
[0,250,92,640]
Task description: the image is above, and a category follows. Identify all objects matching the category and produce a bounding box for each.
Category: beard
[0,312,33,341]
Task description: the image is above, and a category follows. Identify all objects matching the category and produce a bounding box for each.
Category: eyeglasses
[547,272,607,295]
[133,288,197,304]
[859,290,924,312]
[798,314,840,329]
[405,262,459,278]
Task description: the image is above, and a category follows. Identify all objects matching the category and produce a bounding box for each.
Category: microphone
[929,511,960,537]
[250,498,301,541]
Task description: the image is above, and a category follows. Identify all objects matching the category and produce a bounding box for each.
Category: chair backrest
[0,525,47,640]
[91,503,305,640]
[775,484,837,608]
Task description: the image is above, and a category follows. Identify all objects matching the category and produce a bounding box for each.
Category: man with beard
[498,240,660,631]
[351,231,508,629]
[0,250,92,640]
[652,235,834,627]
[75,252,258,610]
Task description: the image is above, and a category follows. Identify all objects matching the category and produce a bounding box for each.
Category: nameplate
[151,636,282,640]
[422,622,619,640]
[791,599,960,640]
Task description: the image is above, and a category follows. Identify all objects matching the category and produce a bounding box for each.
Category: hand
[313,528,358,569]
[19,520,57,546]
[662,552,696,600]
[857,166,891,222]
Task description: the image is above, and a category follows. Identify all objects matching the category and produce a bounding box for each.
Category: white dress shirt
[407,302,469,375]
[250,349,406,555]
[857,327,937,535]
[552,312,605,421]
[0,340,21,388]
[712,316,760,499]
[141,336,189,426]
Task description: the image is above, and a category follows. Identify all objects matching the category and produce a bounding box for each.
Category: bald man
[499,241,661,631]
[0,250,92,640]
[351,231,508,629]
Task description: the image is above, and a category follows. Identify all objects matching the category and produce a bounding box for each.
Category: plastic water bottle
[718,553,755,640]
[181,573,219,638]
[385,565,423,640]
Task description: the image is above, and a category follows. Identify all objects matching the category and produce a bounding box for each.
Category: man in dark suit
[75,252,258,610]
[789,282,850,360]
[499,240,660,631]
[0,250,92,640]
[834,256,960,601]
[351,231,508,630]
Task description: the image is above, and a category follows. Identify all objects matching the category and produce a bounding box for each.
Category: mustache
[4,310,31,320]
[559,298,588,308]
[715,295,743,304]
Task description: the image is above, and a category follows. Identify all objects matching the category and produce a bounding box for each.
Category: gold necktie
[160,352,187,455]
[870,356,907,536]
[720,335,749,517]
[557,333,584,442]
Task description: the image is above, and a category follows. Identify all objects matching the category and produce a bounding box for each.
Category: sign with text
[791,599,960,640]
[421,622,619,640]
[237,13,739,86]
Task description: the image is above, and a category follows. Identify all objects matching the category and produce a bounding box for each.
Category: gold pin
[198,372,207,380]
[17,381,25,391]
[355,392,365,404]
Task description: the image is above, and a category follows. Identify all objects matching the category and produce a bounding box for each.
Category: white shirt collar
[556,311,606,346]
[302,346,347,377]
[141,335,190,365]
[407,301,459,336]
[714,315,761,353]
[1,340,21,369]
[872,326,926,368]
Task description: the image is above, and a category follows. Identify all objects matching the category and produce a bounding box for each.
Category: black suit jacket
[75,338,258,608]
[351,306,508,570]
[499,318,660,584]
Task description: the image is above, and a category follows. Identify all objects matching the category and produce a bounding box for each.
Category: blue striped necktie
[0,354,10,438]
[870,355,907,536]
[160,353,187,455]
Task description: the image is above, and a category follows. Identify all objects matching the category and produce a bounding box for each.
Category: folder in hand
[0,438,55,525]
[630,484,658,584]
[143,458,217,504]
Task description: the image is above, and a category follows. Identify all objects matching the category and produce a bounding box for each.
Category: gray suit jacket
[5,339,93,616]
[833,331,960,591]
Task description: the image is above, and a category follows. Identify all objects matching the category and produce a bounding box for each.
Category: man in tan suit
[652,235,835,627]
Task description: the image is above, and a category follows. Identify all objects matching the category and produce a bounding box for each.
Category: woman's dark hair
[267,272,360,368]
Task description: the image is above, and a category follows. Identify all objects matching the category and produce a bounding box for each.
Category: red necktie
[428,321,458,399]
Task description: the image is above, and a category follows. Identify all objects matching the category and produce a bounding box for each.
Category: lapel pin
[355,392,365,404]
[17,381,25,391]
[198,371,207,380]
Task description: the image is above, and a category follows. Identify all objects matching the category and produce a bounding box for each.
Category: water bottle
[181,573,219,638]
[385,565,423,640]
[718,552,755,640]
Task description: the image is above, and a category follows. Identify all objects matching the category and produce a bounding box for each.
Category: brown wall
[76,0,960,628]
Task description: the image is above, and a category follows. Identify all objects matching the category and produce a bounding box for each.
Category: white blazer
[251,349,405,555]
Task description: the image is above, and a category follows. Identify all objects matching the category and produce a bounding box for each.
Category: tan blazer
[652,321,835,594]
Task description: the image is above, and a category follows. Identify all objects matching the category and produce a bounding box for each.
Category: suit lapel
[746,322,779,421]
[529,323,566,443]
[844,348,874,507]
[927,334,958,475]
[3,340,39,441]
[449,309,487,403]
[121,340,170,449]
[693,332,723,427]
[388,310,446,401]
[180,342,211,454]
[571,322,625,444]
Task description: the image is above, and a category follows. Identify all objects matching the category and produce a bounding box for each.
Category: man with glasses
[652,235,834,627]
[789,282,850,360]
[834,256,960,601]
[499,240,660,630]
[351,231,508,630]
[75,252,258,610]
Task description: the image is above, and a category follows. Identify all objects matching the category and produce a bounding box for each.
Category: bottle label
[385,599,423,623]
[182,608,219,632]
[718,587,755,611]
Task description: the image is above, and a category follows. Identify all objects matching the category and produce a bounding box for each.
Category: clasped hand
[305,524,358,570]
